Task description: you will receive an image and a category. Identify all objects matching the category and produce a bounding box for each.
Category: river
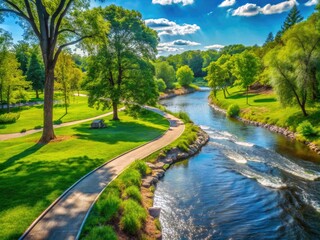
[155,90,320,240]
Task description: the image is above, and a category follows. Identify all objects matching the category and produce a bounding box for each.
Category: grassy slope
[0,111,169,240]
[0,96,110,134]
[212,86,320,145]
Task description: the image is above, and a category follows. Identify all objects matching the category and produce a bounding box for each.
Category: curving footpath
[20,106,185,240]
[0,108,125,141]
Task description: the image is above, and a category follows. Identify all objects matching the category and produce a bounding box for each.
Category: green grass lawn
[0,111,169,240]
[212,86,320,145]
[0,96,111,134]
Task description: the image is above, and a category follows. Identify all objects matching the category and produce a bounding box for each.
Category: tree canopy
[85,5,159,120]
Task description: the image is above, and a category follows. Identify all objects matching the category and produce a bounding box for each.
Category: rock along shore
[141,128,209,239]
[209,102,320,155]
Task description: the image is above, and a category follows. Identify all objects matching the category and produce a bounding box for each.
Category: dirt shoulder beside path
[20,106,185,240]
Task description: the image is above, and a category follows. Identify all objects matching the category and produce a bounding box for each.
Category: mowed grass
[0,111,169,240]
[212,86,320,145]
[0,96,108,134]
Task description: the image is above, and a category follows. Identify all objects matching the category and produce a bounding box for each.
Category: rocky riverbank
[140,128,209,239]
[209,102,320,155]
[159,87,198,100]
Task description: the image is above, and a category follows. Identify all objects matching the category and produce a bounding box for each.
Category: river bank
[141,127,209,239]
[159,86,198,100]
[209,100,320,155]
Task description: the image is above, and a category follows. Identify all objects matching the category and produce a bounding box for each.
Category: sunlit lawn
[213,86,320,136]
[0,96,109,134]
[0,111,169,240]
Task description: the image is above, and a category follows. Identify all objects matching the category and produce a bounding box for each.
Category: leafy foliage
[176,65,194,87]
[297,121,318,137]
[154,61,175,89]
[227,104,240,117]
[0,112,20,124]
[85,5,159,120]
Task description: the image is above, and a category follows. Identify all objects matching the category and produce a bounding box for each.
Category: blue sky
[1,0,318,55]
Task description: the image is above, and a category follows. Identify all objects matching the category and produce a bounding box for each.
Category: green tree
[154,61,175,89]
[276,5,303,42]
[232,51,261,104]
[85,5,158,120]
[55,52,75,114]
[27,52,44,99]
[266,15,320,116]
[205,61,228,98]
[176,65,194,87]
[0,52,29,112]
[264,32,274,46]
[0,1,107,143]
[156,78,167,92]
[14,41,31,76]
[281,5,303,33]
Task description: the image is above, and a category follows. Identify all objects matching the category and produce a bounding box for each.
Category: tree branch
[53,35,92,64]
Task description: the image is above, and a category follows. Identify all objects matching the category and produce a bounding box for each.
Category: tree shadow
[72,120,165,145]
[0,143,44,171]
[253,98,277,103]
[0,155,109,240]
[285,109,320,128]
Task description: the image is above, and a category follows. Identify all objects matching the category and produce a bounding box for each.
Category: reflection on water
[155,90,320,239]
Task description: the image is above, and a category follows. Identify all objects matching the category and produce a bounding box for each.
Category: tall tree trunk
[36,89,39,99]
[225,87,230,96]
[222,88,227,99]
[39,67,55,143]
[300,102,308,117]
[246,86,249,105]
[112,100,119,121]
[6,87,10,113]
[64,89,68,114]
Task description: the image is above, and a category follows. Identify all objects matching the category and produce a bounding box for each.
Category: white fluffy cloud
[204,44,225,50]
[157,39,200,53]
[232,3,260,16]
[305,0,318,6]
[145,18,200,36]
[232,0,298,17]
[218,0,236,8]
[152,0,194,6]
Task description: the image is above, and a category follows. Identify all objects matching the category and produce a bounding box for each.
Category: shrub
[156,78,167,92]
[123,186,142,203]
[119,169,141,188]
[177,111,192,123]
[83,226,117,240]
[227,104,240,117]
[297,121,318,137]
[95,193,121,221]
[132,161,148,177]
[20,128,27,133]
[34,125,42,130]
[0,113,20,124]
[120,199,147,235]
[176,65,194,87]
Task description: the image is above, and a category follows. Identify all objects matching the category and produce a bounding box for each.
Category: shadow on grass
[0,144,44,171]
[227,93,259,100]
[0,155,110,240]
[285,109,320,129]
[71,111,168,144]
[72,120,165,144]
[253,98,277,103]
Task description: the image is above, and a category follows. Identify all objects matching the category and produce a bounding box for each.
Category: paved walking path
[0,108,125,141]
[20,107,185,240]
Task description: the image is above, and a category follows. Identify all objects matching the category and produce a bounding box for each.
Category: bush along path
[209,101,320,155]
[0,108,125,141]
[80,117,209,239]
[20,106,184,240]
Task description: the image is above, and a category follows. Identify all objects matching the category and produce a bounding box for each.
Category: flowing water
[155,90,320,240]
